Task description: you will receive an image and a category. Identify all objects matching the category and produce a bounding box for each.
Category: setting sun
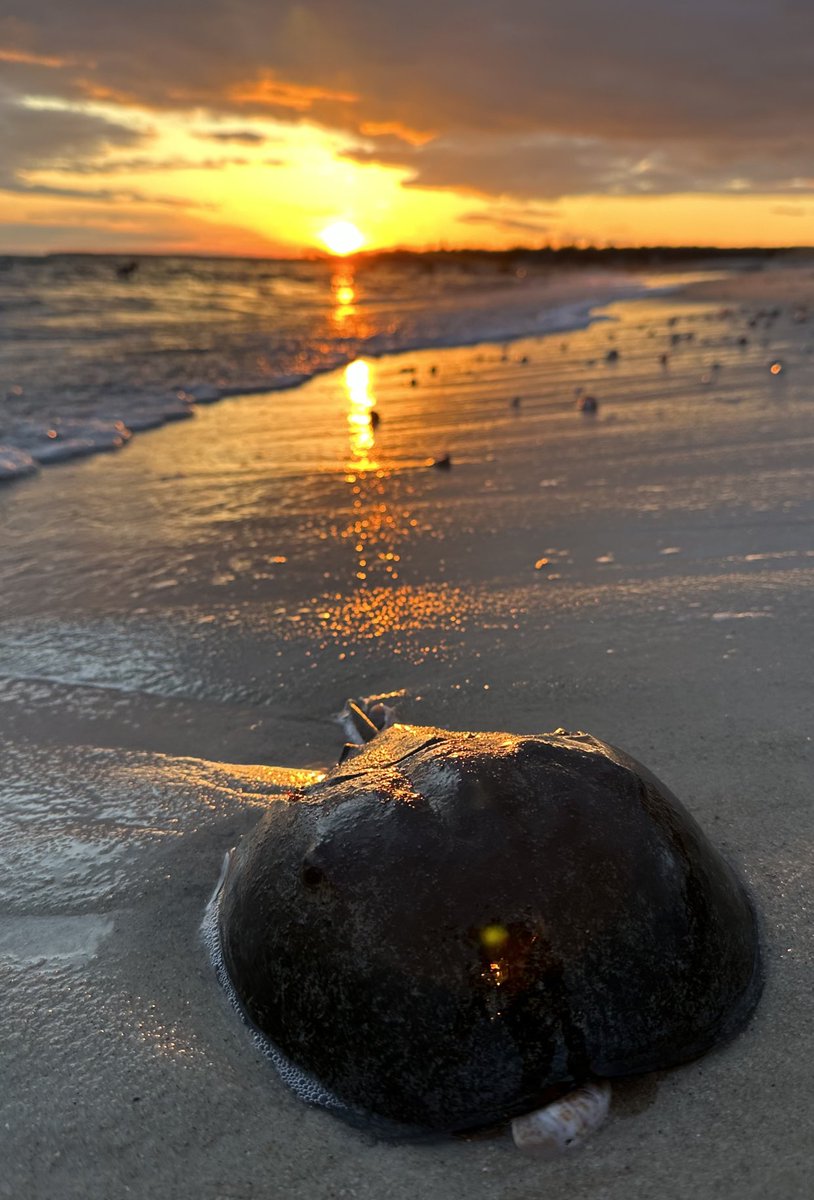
[319,220,365,256]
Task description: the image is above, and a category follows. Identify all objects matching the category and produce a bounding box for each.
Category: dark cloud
[3,178,213,208]
[0,88,143,190]
[3,1,814,200]
[7,1,810,136]
[459,211,553,236]
[194,128,267,144]
[0,93,216,207]
[343,132,814,200]
[50,155,251,174]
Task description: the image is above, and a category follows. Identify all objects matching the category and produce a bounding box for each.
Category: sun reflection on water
[330,268,375,339]
[331,268,358,330]
[345,359,378,472]
[338,358,412,584]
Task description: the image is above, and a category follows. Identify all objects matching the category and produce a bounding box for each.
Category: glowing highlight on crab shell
[480,923,510,950]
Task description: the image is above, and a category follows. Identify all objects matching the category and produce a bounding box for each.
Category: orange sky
[2,3,813,255]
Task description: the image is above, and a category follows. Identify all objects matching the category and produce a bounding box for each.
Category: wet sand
[3,269,814,1198]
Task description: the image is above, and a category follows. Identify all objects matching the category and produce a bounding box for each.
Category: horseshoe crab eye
[301,862,325,889]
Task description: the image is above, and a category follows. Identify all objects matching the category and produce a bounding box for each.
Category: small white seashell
[511,1079,611,1157]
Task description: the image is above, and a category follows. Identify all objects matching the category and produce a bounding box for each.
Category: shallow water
[1,254,660,478]
[3,281,814,1197]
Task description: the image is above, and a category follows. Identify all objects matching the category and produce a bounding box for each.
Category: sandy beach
[3,265,814,1198]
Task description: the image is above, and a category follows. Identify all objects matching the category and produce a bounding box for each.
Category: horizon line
[4,244,814,263]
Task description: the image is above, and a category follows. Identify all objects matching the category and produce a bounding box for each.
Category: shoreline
[0,264,722,485]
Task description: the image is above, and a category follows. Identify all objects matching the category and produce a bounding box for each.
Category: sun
[319,220,365,256]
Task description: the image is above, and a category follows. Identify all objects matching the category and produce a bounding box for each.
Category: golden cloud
[0,46,89,69]
[228,73,358,112]
[358,120,436,147]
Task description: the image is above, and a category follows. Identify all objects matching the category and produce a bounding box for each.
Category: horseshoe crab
[205,703,762,1153]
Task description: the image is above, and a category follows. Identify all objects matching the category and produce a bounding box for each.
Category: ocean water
[0,253,654,479]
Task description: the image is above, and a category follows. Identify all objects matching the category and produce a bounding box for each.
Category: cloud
[3,177,214,208]
[3,1,814,203]
[0,92,215,208]
[0,45,83,68]
[226,73,357,111]
[48,155,251,174]
[195,128,268,144]
[459,211,553,236]
[0,89,143,190]
[357,121,435,147]
[343,131,814,200]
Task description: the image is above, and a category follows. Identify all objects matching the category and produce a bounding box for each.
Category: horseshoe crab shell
[214,725,762,1133]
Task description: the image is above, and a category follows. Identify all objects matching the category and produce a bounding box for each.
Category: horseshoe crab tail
[336,697,398,760]
[345,700,381,742]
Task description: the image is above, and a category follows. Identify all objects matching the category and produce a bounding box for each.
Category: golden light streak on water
[331,268,358,330]
[348,352,379,460]
[344,358,378,473]
[339,354,424,586]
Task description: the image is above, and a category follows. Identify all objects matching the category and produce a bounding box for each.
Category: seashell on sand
[511,1080,611,1157]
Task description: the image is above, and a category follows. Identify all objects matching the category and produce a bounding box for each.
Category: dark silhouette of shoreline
[355,244,811,272]
[13,244,814,270]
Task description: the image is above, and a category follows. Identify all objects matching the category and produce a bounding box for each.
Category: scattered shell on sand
[511,1080,612,1157]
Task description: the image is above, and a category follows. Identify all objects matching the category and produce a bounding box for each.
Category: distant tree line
[357,245,811,272]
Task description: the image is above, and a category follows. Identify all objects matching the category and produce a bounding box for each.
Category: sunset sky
[2,0,813,256]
